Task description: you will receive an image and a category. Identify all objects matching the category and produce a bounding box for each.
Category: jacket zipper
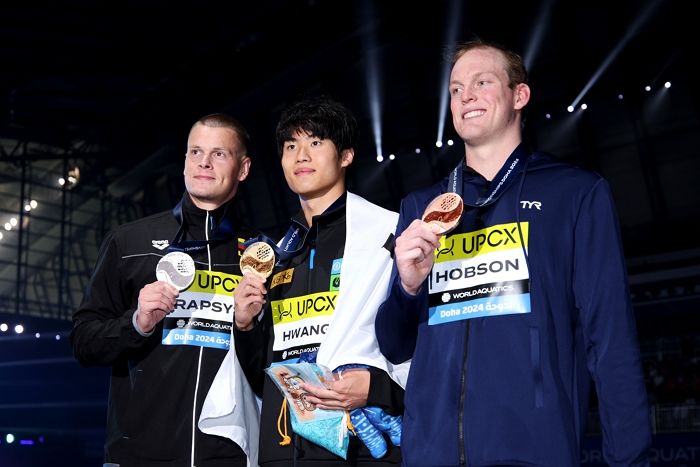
[458,320,471,466]
[190,210,213,466]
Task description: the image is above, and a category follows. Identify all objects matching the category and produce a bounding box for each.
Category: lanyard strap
[448,145,529,207]
[244,194,347,263]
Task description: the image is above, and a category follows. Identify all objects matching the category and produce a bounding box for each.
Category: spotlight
[414,148,421,154]
[9,217,17,227]
[567,106,574,113]
[30,200,37,208]
[389,154,395,160]
[545,113,551,119]
[580,103,588,110]
[664,81,671,89]
[14,324,23,334]
[58,177,66,186]
[435,141,443,148]
[5,434,15,444]
[4,223,11,231]
[447,139,454,146]
[618,94,624,100]
[644,85,651,92]
[0,323,7,332]
[376,155,384,162]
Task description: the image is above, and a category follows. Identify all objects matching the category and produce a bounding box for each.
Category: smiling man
[71,113,260,467]
[375,38,652,467]
[227,95,409,466]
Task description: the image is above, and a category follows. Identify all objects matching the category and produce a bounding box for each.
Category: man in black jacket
[71,113,259,467]
[231,96,406,466]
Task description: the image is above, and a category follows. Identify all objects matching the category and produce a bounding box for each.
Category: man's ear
[238,155,252,181]
[514,83,531,110]
[340,148,354,167]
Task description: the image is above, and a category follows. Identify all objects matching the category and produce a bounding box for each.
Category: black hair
[275,95,358,156]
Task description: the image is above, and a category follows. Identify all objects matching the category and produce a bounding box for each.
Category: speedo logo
[436,222,528,263]
[271,291,338,325]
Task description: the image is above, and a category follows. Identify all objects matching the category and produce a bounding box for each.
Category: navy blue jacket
[375,147,651,467]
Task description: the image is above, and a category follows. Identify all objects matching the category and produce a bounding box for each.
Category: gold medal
[240,241,276,279]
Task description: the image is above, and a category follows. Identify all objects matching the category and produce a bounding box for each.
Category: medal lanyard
[244,219,309,263]
[244,194,347,263]
[448,146,529,207]
[167,199,236,253]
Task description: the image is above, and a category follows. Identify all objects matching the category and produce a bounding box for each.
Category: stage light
[35,332,40,338]
[5,434,14,444]
[376,155,383,162]
[14,324,23,334]
[9,217,17,227]
[0,323,7,332]
[389,154,395,160]
[55,334,61,340]
[447,139,454,146]
[435,141,443,148]
[30,199,37,208]
[567,106,574,113]
[664,81,671,89]
[580,103,588,110]
[645,85,651,92]
[24,204,31,212]
[0,232,3,241]
[415,148,421,154]
[618,94,624,100]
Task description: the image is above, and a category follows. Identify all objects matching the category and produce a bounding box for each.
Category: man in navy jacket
[375,39,652,466]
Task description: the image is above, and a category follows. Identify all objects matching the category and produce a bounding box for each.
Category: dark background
[1,0,698,465]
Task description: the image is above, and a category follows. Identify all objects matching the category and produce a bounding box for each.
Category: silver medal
[156,251,196,290]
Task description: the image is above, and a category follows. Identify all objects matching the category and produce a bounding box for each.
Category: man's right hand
[233,273,267,331]
[394,219,441,296]
[135,281,180,333]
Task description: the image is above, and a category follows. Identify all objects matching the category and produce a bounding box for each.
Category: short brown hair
[451,38,528,89]
[192,113,251,156]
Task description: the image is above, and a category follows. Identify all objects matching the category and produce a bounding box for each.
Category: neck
[464,138,522,181]
[188,193,230,212]
[299,186,345,225]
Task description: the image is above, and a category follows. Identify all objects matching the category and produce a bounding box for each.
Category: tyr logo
[520,200,542,210]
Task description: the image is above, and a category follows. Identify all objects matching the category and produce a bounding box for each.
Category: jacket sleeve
[70,231,152,367]
[375,195,428,365]
[233,308,270,397]
[366,366,404,416]
[574,179,652,466]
